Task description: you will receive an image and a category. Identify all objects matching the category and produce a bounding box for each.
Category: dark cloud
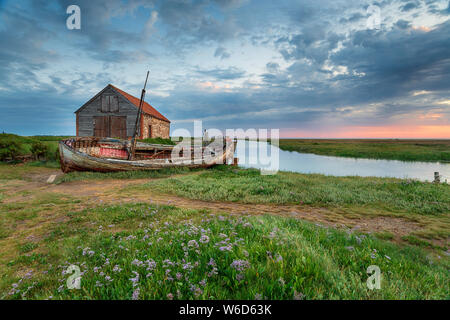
[330,20,450,102]
[1,0,449,136]
[400,1,420,12]
[278,28,343,64]
[0,8,58,90]
[157,0,241,45]
[214,46,231,59]
[394,19,412,29]
[195,67,246,80]
[340,12,366,24]
[266,62,280,73]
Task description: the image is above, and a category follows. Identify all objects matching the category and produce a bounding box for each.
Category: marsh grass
[55,167,200,184]
[129,166,450,215]
[0,162,59,180]
[1,203,448,300]
[277,139,450,162]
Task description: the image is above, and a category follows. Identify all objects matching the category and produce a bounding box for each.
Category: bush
[30,141,49,160]
[0,137,23,161]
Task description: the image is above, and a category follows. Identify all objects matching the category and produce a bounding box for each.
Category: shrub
[30,141,49,160]
[0,137,23,161]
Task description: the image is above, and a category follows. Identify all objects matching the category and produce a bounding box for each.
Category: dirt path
[2,170,422,239]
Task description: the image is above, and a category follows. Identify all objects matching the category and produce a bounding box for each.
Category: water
[235,140,450,182]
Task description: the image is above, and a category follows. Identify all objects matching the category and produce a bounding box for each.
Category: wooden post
[129,71,150,160]
[434,172,440,183]
[233,157,238,166]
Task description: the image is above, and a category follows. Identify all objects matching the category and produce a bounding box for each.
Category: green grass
[0,162,59,180]
[128,166,450,215]
[277,139,450,162]
[138,137,176,145]
[1,203,448,300]
[55,167,200,184]
[26,161,61,168]
[400,235,442,250]
[29,136,73,142]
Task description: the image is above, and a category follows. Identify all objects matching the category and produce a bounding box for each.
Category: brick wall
[141,114,170,139]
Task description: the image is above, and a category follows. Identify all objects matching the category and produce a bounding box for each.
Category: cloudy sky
[0,0,449,138]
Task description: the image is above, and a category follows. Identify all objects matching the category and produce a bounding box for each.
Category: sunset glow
[282,125,450,139]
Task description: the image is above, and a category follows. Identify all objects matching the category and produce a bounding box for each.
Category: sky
[0,0,449,138]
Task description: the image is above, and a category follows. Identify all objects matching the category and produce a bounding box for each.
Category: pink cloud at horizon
[280,125,450,139]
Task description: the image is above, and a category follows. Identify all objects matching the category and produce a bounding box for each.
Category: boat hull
[58,138,235,173]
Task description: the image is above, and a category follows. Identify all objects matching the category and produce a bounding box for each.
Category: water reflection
[235,140,450,182]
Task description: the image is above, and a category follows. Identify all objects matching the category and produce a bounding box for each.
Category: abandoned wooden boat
[58,137,236,173]
[59,71,236,173]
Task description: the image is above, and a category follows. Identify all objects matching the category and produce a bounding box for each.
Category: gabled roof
[110,85,170,122]
[75,84,170,123]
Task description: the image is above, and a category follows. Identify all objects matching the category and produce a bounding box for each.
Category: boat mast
[128,70,150,160]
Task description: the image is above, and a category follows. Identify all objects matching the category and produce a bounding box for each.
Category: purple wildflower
[132,287,140,300]
[130,271,140,287]
[293,291,305,300]
[131,259,144,267]
[199,235,210,244]
[208,258,216,266]
[188,240,199,248]
[219,245,232,252]
[146,259,157,271]
[230,260,250,272]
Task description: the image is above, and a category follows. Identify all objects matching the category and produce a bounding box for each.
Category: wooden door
[110,116,127,139]
[94,116,109,137]
[94,116,126,138]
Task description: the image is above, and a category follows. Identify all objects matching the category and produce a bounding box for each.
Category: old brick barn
[75,84,170,140]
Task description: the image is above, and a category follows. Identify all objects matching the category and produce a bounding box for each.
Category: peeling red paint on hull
[99,147,128,159]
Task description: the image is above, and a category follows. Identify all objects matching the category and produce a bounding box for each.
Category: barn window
[110,96,119,112]
[101,95,119,113]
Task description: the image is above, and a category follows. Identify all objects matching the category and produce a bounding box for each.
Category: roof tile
[110,84,170,122]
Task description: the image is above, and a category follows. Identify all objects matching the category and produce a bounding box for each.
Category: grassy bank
[54,167,199,184]
[1,202,448,300]
[0,162,60,180]
[277,139,450,162]
[0,133,72,162]
[128,166,450,215]
[0,164,448,299]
